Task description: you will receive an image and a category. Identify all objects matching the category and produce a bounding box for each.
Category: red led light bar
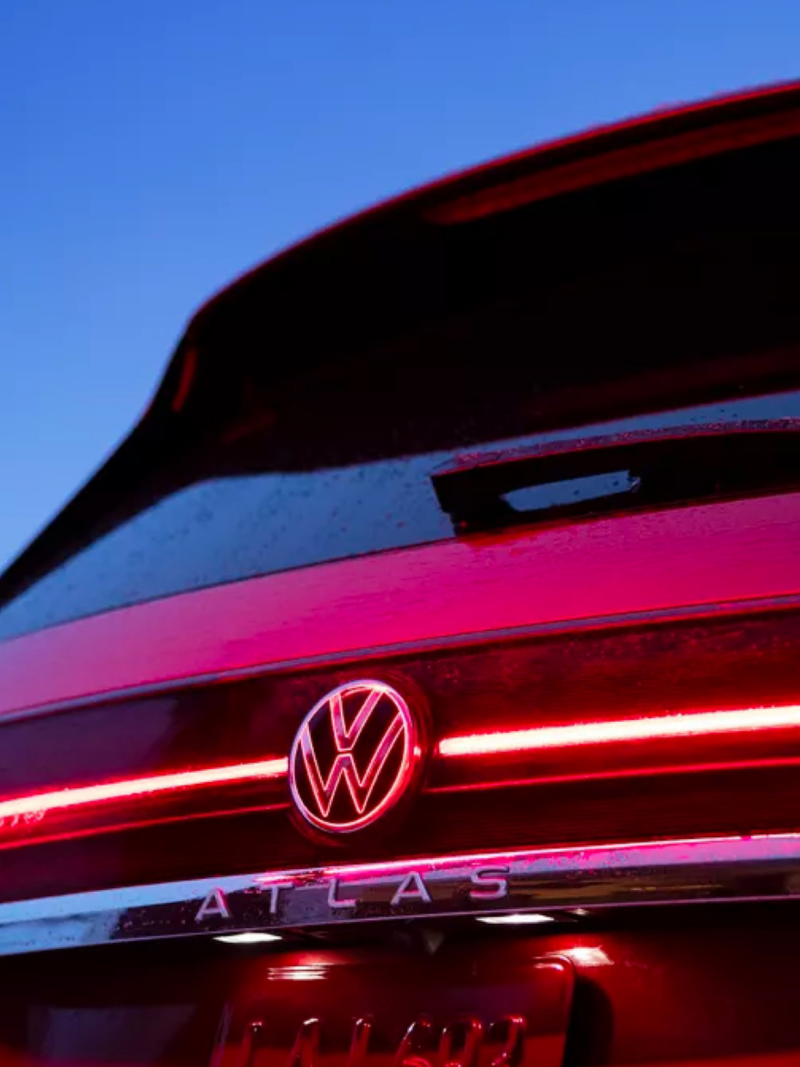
[3,704,800,829]
[438,704,800,758]
[0,757,288,823]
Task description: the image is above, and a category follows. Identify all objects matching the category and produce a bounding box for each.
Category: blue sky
[1,0,799,570]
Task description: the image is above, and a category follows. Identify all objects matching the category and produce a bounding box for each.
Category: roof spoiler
[4,80,800,607]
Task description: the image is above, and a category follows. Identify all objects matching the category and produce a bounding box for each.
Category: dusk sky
[2,0,799,568]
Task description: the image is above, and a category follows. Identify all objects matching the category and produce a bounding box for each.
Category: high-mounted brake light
[427,89,800,224]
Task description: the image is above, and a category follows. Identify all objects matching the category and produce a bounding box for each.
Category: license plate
[211,946,574,1067]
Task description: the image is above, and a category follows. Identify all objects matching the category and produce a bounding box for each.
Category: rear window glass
[1,390,799,642]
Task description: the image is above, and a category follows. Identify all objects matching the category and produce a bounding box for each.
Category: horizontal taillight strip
[0,757,287,823]
[1,833,800,956]
[3,704,800,833]
[438,704,800,758]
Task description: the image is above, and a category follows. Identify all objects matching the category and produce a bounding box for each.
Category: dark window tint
[1,391,799,642]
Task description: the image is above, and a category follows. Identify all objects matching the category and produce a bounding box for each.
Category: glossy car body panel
[2,490,800,717]
[5,81,800,1067]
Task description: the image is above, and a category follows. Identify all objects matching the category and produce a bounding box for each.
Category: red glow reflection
[311,831,800,882]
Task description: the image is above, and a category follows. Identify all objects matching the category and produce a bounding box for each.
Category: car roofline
[3,78,800,609]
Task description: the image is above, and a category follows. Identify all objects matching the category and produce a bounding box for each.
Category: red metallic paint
[1,491,800,718]
[2,81,800,1067]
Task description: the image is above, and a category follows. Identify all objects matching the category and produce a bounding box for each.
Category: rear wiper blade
[431,418,800,532]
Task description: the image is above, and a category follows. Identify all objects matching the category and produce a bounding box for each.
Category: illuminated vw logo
[289,680,420,833]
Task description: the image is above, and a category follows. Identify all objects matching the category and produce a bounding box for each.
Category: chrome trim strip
[2,834,800,956]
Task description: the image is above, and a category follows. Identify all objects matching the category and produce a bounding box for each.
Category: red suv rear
[2,82,800,1067]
